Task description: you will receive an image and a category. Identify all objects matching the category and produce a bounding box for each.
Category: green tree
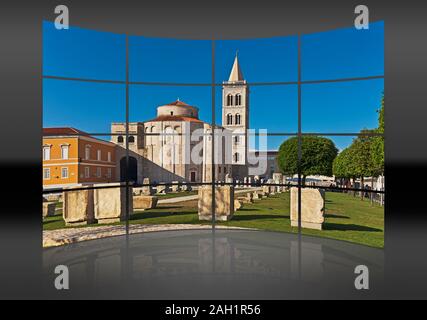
[349,130,378,200]
[278,136,338,185]
[371,94,384,174]
[333,147,354,179]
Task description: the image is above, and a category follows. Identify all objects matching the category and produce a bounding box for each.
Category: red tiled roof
[165,100,192,107]
[146,115,204,123]
[43,127,90,136]
[43,127,115,145]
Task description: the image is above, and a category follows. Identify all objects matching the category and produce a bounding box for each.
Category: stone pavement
[43,224,253,248]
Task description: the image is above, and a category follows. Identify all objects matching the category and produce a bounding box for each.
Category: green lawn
[43,192,384,248]
[154,190,197,199]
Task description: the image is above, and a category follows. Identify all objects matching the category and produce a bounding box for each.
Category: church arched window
[128,136,135,144]
[227,94,233,106]
[117,136,124,143]
[235,114,241,125]
[236,94,241,106]
[164,126,173,143]
[227,113,233,125]
[151,126,156,145]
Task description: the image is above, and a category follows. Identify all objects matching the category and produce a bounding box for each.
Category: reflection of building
[42,128,116,189]
[111,100,231,184]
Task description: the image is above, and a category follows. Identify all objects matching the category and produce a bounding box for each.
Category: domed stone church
[110,55,273,184]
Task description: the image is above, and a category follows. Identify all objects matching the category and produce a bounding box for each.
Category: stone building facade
[110,55,278,184]
[222,54,249,180]
[111,100,231,184]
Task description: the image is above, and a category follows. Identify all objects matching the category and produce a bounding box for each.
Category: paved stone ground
[43,224,253,248]
[44,188,261,248]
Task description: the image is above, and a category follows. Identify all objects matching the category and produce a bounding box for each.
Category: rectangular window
[84,167,90,178]
[43,168,50,180]
[61,167,68,179]
[107,168,112,178]
[43,147,50,160]
[61,145,69,160]
[85,146,90,160]
[107,151,111,162]
[97,149,101,161]
[96,167,101,178]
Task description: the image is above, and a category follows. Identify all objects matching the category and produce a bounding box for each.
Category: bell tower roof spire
[228,52,244,82]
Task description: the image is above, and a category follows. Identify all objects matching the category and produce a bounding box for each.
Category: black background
[1,0,427,301]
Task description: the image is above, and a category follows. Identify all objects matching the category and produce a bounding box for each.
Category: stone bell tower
[222,53,249,179]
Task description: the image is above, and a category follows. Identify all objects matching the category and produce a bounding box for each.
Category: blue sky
[43,20,384,150]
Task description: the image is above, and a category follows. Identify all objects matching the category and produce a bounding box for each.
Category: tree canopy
[333,147,355,179]
[371,94,384,174]
[278,136,338,183]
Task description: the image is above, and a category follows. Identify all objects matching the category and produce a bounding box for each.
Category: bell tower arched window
[235,113,241,125]
[227,113,233,125]
[236,94,241,106]
[227,94,233,106]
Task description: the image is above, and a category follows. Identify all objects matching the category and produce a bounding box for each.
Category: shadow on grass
[131,210,197,220]
[235,208,261,212]
[324,213,350,219]
[323,223,382,232]
[42,219,63,226]
[232,214,289,221]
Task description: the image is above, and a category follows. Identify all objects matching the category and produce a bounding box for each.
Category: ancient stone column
[94,182,132,224]
[63,185,95,226]
[198,185,234,221]
[290,187,325,230]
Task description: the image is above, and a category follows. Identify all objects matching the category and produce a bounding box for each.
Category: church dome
[157,99,199,119]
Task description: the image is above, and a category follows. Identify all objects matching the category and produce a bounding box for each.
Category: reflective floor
[43,229,384,299]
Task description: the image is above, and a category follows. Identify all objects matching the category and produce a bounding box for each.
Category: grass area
[154,190,197,199]
[43,191,384,248]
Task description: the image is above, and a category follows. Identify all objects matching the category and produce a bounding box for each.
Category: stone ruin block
[246,192,254,202]
[262,185,271,196]
[133,187,143,196]
[94,183,132,224]
[171,181,181,193]
[234,199,243,211]
[133,195,158,210]
[181,182,191,192]
[253,191,262,200]
[198,185,234,221]
[42,202,56,218]
[156,184,170,194]
[45,193,61,202]
[142,178,154,195]
[273,172,283,184]
[290,187,325,230]
[63,185,95,226]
